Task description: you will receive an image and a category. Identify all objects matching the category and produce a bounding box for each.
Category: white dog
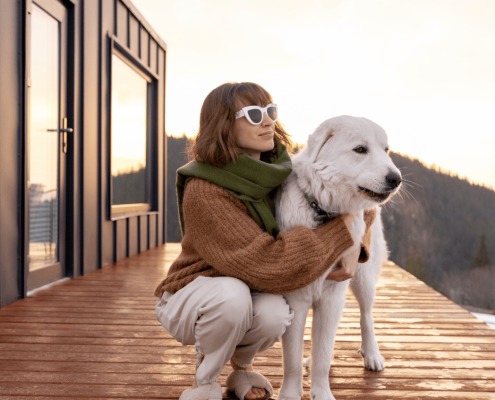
[275,115,401,400]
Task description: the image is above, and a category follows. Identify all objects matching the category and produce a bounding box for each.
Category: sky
[133,0,495,189]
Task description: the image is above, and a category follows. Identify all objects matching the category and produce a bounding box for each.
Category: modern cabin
[0,0,168,308]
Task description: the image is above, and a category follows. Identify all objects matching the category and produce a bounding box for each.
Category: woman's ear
[307,125,334,164]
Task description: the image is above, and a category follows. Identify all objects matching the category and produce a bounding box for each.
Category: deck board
[1,243,494,399]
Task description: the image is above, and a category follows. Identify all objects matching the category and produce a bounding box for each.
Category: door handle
[47,128,73,132]
[46,118,72,153]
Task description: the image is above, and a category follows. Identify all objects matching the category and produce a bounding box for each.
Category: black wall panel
[128,216,138,257]
[116,0,127,44]
[69,0,82,278]
[0,0,167,308]
[82,0,100,275]
[140,215,148,252]
[140,26,149,64]
[157,48,165,245]
[149,37,157,72]
[129,14,139,57]
[149,214,157,249]
[100,0,115,267]
[0,0,22,307]
[115,219,127,262]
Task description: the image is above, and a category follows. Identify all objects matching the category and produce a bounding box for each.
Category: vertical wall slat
[116,1,127,44]
[149,38,157,72]
[128,14,139,57]
[0,0,22,307]
[115,219,127,261]
[128,216,138,256]
[82,0,99,274]
[140,214,148,251]
[100,0,115,267]
[139,26,148,64]
[149,214,156,249]
[157,48,165,244]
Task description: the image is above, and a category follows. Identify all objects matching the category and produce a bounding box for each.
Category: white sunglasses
[235,103,278,125]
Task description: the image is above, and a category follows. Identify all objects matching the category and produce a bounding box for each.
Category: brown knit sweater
[154,178,376,297]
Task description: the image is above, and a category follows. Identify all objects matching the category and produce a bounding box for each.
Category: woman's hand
[326,212,361,282]
[326,246,361,281]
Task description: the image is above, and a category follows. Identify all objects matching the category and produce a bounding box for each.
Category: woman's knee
[252,294,294,340]
[206,277,253,325]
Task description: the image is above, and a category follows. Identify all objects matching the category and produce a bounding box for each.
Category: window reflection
[111,54,148,205]
[29,4,59,269]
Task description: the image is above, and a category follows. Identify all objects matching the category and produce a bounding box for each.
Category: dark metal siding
[0,0,167,308]
[0,0,23,306]
[82,0,100,275]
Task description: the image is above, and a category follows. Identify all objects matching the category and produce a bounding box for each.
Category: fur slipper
[226,370,274,400]
[179,382,222,400]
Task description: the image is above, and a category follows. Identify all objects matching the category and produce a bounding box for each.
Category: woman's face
[234,103,275,160]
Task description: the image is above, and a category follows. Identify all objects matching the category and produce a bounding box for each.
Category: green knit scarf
[176,143,292,238]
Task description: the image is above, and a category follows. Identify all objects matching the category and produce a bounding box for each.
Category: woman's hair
[189,82,292,166]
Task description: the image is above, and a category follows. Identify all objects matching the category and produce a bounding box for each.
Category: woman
[155,82,365,400]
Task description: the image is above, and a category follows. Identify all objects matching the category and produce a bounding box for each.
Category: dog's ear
[307,126,334,163]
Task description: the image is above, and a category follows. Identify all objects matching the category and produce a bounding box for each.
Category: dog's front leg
[349,263,384,371]
[278,294,310,400]
[310,281,349,400]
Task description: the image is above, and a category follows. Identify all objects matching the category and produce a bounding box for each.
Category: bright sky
[133,0,495,189]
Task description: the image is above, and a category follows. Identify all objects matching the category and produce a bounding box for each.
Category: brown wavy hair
[189,82,292,167]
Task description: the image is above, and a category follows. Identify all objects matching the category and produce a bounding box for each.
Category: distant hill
[382,152,495,284]
[166,137,495,309]
[382,152,495,310]
[167,135,191,242]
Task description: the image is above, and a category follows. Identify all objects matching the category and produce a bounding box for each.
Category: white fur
[275,116,401,400]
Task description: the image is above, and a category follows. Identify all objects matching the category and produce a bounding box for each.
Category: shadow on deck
[1,243,494,399]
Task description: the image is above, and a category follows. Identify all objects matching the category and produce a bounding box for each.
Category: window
[110,46,157,218]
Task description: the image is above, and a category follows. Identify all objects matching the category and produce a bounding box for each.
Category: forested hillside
[166,136,495,310]
[167,135,191,242]
[382,152,495,310]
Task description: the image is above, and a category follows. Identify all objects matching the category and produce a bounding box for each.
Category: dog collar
[303,193,340,223]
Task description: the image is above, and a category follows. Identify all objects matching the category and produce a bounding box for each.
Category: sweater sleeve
[183,178,355,294]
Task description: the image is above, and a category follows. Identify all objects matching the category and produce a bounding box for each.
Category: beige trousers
[155,275,294,386]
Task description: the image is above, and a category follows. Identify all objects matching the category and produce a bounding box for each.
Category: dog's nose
[385,172,402,189]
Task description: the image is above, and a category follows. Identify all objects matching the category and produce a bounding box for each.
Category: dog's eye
[353,146,367,154]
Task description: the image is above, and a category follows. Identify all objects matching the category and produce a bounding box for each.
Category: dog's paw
[358,348,385,371]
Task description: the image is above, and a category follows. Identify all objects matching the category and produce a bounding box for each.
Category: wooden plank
[3,341,495,356]
[0,372,494,393]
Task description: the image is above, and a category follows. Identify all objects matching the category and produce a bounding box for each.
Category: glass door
[27,0,69,291]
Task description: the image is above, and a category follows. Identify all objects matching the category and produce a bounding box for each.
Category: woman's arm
[182,179,355,294]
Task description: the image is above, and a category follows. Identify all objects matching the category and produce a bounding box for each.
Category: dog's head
[295,115,401,212]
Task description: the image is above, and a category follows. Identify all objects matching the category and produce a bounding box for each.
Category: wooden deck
[1,243,494,399]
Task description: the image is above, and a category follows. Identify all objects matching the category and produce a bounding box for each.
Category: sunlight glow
[133,0,495,188]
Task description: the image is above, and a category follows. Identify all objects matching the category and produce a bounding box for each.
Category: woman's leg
[156,276,253,385]
[232,292,294,368]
